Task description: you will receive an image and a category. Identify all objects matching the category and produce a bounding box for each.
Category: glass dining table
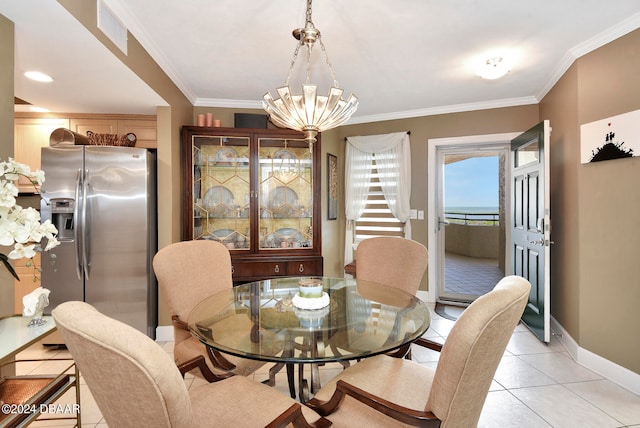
[188,276,431,402]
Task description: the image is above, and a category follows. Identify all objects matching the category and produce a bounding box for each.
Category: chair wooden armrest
[177,356,233,383]
[173,315,237,371]
[171,314,189,331]
[265,403,332,428]
[306,380,440,427]
[414,337,443,352]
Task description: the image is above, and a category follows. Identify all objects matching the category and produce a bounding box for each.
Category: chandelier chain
[318,39,339,87]
[284,41,303,85]
[306,0,313,25]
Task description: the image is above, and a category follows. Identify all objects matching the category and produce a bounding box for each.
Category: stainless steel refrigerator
[40,144,157,338]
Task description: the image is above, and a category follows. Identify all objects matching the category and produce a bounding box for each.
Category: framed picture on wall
[327,153,338,220]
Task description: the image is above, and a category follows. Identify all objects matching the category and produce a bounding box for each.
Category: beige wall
[0,15,15,317]
[3,5,637,374]
[57,0,193,326]
[547,29,640,373]
[336,106,540,290]
[539,63,582,342]
[445,224,499,259]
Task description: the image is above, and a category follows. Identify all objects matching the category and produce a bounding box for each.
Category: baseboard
[550,316,640,395]
[155,325,174,342]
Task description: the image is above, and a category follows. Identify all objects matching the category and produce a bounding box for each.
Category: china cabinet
[181,126,322,283]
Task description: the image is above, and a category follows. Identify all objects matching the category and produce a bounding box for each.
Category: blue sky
[444,156,498,208]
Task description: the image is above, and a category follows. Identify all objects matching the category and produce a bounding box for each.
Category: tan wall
[337,105,540,290]
[445,224,499,259]
[57,0,193,326]
[578,29,639,373]
[5,5,638,375]
[0,15,15,317]
[539,63,582,344]
[540,29,640,373]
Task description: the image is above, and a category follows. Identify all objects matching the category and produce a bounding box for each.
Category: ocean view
[445,206,499,213]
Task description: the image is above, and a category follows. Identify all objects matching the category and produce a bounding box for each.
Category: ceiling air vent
[97,0,128,55]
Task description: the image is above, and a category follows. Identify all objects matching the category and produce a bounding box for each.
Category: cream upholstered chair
[52,301,330,428]
[306,276,531,427]
[153,240,264,381]
[354,236,428,358]
[355,236,428,295]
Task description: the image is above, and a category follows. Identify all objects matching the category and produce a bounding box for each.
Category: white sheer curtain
[344,132,412,268]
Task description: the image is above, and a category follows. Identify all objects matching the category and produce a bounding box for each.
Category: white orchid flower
[0,159,59,281]
[9,243,37,260]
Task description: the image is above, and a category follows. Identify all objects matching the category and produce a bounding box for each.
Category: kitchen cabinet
[69,116,157,149]
[117,118,157,149]
[181,126,323,283]
[14,118,69,192]
[14,114,157,194]
[69,118,117,135]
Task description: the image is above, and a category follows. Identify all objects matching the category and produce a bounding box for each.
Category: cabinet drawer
[232,261,287,279]
[286,260,322,276]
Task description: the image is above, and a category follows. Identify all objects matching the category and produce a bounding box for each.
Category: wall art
[327,153,338,220]
[580,109,639,164]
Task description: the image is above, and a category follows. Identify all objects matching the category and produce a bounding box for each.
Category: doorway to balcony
[427,132,520,304]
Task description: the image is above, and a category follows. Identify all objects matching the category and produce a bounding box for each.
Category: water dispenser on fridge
[49,198,75,241]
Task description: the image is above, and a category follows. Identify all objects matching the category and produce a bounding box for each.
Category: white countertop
[0,315,56,361]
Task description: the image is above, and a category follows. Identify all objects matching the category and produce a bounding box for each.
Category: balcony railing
[445,211,499,225]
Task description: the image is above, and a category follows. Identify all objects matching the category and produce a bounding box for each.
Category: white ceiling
[3,1,640,123]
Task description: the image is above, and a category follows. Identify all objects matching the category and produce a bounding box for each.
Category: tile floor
[15,305,640,428]
[444,252,505,297]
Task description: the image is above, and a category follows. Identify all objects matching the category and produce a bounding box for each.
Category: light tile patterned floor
[444,252,504,296]
[15,307,640,428]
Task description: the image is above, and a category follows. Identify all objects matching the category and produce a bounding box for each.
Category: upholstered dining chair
[355,236,428,295]
[153,240,265,381]
[353,236,429,358]
[52,301,330,428]
[306,275,531,427]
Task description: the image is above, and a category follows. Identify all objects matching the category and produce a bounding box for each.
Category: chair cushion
[313,354,434,414]
[189,375,322,427]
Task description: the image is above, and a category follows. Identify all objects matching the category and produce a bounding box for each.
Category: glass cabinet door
[258,138,314,250]
[192,134,251,250]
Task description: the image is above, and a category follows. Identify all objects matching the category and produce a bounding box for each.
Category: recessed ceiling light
[24,71,53,83]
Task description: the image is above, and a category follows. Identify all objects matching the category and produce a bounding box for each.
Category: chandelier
[263,0,358,148]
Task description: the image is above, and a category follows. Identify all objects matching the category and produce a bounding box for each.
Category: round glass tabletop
[188,276,431,364]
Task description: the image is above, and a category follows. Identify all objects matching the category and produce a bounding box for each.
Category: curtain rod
[344,131,410,142]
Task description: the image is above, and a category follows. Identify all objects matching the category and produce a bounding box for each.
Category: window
[354,156,406,241]
[344,132,412,266]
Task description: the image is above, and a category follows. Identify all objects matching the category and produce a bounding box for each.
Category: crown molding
[103,0,197,104]
[104,2,639,124]
[194,98,263,109]
[345,97,539,125]
[536,12,640,101]
[570,11,640,58]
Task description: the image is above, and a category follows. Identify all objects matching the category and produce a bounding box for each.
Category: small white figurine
[22,287,51,326]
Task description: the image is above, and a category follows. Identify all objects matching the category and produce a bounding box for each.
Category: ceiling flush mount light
[263,0,358,148]
[475,57,511,80]
[24,71,53,83]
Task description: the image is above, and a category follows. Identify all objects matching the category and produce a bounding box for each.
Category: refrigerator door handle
[74,168,83,281]
[82,168,91,280]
